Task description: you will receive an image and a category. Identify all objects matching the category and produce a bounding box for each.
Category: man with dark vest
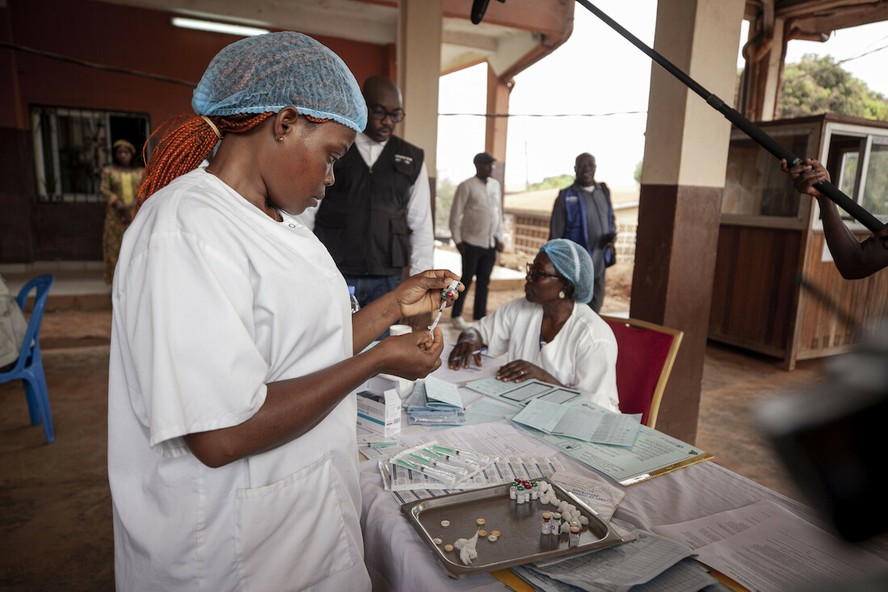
[301,76,433,308]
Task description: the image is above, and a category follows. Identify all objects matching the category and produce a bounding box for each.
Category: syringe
[427,279,460,338]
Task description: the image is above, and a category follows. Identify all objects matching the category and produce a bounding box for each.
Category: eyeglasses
[368,105,405,123]
[525,262,561,281]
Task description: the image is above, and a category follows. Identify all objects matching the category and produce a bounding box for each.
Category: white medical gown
[473,298,620,412]
[107,167,371,591]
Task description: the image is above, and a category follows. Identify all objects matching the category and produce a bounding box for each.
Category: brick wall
[504,210,637,259]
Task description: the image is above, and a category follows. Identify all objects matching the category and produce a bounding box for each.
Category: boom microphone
[471,0,506,25]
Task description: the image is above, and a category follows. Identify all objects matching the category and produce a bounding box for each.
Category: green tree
[435,177,457,234]
[633,160,643,185]
[527,174,573,192]
[779,54,888,121]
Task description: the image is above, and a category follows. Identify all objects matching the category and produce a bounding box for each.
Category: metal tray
[400,479,625,578]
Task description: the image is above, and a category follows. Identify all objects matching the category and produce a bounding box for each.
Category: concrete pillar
[758,18,785,121]
[485,64,511,191]
[397,0,442,180]
[631,0,745,444]
[739,11,787,121]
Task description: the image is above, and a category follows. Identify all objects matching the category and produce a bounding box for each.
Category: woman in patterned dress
[101,139,143,284]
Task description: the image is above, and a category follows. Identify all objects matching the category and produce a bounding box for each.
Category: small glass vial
[509,482,518,500]
[540,511,552,535]
[348,285,360,313]
[516,485,526,504]
[551,512,561,533]
[530,481,539,500]
[568,526,581,547]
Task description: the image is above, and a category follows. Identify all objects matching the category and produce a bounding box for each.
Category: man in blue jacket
[548,153,616,312]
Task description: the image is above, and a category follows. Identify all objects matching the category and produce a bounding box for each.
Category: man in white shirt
[448,152,504,329]
[301,76,433,309]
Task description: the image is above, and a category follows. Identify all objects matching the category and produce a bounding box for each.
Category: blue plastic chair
[1,274,55,443]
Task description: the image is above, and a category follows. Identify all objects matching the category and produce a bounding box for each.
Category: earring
[558,290,565,299]
[276,136,284,142]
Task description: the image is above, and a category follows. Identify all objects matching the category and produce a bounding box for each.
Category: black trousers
[590,271,606,313]
[452,244,497,320]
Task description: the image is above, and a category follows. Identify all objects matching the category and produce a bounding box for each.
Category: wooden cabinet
[709,114,888,369]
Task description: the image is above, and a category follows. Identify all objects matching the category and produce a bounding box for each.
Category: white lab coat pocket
[235,452,360,591]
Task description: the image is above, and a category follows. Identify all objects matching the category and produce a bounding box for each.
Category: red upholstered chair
[599,315,683,429]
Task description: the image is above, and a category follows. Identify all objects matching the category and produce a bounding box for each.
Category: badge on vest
[394,154,414,165]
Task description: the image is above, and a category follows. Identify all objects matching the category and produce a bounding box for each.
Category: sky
[436,1,888,193]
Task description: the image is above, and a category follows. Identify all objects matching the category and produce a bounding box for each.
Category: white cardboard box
[356,376,402,437]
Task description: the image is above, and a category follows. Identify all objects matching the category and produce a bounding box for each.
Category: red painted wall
[0,0,390,263]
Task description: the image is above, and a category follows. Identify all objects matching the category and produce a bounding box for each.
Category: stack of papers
[403,376,466,426]
[514,530,716,591]
[652,500,888,591]
[511,399,643,447]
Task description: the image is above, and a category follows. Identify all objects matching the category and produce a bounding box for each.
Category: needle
[427,300,448,337]
[427,279,460,338]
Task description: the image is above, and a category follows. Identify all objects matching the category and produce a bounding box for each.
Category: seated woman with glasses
[448,238,619,412]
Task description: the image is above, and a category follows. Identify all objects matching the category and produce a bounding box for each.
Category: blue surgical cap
[539,239,595,304]
[192,32,367,133]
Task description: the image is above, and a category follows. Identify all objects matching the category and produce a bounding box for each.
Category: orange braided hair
[135,112,274,213]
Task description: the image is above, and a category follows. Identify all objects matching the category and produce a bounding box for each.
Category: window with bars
[30,106,149,203]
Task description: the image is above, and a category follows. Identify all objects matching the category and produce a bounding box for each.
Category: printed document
[548,469,626,523]
[525,529,710,592]
[421,376,463,408]
[519,416,711,485]
[512,398,641,446]
[652,500,888,592]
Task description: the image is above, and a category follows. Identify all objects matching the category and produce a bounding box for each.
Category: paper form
[511,399,641,446]
[422,376,463,408]
[463,397,519,425]
[429,353,502,386]
[549,470,626,523]
[466,376,525,397]
[527,529,707,591]
[401,421,561,458]
[465,376,586,407]
[518,411,712,485]
[651,500,888,592]
[514,558,719,592]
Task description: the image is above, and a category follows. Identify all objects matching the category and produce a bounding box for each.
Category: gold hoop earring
[558,290,565,299]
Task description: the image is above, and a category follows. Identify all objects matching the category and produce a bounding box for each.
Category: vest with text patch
[314,136,424,276]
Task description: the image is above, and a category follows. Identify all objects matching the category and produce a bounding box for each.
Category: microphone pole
[470,0,490,24]
[557,0,885,233]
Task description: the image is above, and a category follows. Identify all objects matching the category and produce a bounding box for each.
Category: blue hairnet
[192,32,367,133]
[539,239,595,304]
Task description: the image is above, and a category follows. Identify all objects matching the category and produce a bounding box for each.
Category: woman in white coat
[447,238,619,412]
[107,33,460,592]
